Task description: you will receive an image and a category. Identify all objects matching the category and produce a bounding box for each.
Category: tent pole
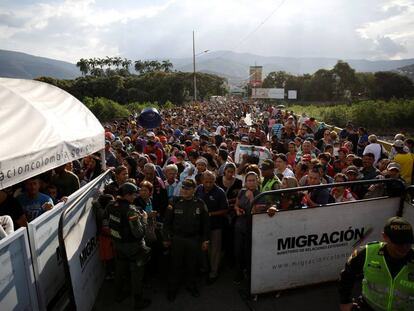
[100,149,106,171]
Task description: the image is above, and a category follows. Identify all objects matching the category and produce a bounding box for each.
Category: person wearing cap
[247,128,261,146]
[338,216,414,311]
[364,162,406,199]
[260,159,281,192]
[163,178,210,301]
[385,162,404,181]
[388,134,410,160]
[390,140,414,185]
[106,182,151,309]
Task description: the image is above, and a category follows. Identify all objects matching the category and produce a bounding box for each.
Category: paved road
[94,266,346,311]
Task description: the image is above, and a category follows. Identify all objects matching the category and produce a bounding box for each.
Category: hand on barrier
[267,206,278,217]
[59,196,68,204]
[42,202,53,211]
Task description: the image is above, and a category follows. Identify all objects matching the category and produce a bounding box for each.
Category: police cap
[182,178,196,189]
[118,182,138,196]
[384,217,414,245]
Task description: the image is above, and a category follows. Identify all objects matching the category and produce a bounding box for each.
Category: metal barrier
[58,170,111,311]
[250,179,406,295]
[0,228,39,311]
[27,181,106,311]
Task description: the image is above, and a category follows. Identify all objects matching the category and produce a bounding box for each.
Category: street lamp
[192,30,209,103]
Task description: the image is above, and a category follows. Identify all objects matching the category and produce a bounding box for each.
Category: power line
[232,0,288,51]
[201,0,287,61]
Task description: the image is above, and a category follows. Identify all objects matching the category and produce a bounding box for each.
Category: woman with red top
[285,141,297,169]
[331,173,356,203]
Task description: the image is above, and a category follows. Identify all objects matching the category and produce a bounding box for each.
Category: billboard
[251,88,284,99]
[249,66,263,87]
[288,90,297,99]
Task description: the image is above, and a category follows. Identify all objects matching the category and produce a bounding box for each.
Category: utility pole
[193,30,197,103]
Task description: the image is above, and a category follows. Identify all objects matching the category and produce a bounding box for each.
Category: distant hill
[0,49,80,79]
[172,50,414,85]
[1,49,414,86]
[395,63,414,81]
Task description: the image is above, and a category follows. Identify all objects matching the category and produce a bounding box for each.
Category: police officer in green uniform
[163,178,210,301]
[259,159,281,192]
[106,182,152,310]
[256,159,281,212]
[339,216,414,311]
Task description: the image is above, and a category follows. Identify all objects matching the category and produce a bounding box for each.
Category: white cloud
[356,0,414,59]
[0,0,413,62]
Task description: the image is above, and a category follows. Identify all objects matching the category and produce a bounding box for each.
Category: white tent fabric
[0,78,104,189]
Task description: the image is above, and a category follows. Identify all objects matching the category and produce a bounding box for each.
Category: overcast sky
[1,0,413,63]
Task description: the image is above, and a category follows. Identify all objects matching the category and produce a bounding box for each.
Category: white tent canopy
[0,78,104,189]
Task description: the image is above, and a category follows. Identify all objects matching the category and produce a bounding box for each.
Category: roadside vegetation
[35,57,414,129]
[288,100,414,135]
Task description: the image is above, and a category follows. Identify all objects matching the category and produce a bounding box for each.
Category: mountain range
[1,49,414,85]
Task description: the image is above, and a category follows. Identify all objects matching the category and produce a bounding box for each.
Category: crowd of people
[1,97,414,310]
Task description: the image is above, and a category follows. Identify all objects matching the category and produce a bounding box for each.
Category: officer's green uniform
[339,217,414,311]
[107,194,150,307]
[163,194,210,293]
[260,176,281,192]
[259,175,281,208]
[362,242,414,311]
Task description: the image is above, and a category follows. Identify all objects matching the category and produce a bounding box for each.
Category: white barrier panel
[61,172,110,311]
[27,184,97,310]
[0,228,39,311]
[251,197,400,294]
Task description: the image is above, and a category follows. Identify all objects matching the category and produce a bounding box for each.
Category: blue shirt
[17,192,54,221]
[195,185,228,230]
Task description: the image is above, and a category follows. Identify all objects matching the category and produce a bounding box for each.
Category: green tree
[332,60,358,100]
[76,58,89,76]
[161,60,173,72]
[262,71,293,88]
[374,71,414,100]
[308,69,335,101]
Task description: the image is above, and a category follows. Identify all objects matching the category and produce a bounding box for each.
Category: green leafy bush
[83,97,130,122]
[289,100,414,132]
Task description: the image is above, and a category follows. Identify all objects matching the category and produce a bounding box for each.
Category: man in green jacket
[107,182,151,310]
[339,216,414,311]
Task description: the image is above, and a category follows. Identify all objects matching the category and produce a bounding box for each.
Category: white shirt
[275,167,295,178]
[363,143,382,166]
